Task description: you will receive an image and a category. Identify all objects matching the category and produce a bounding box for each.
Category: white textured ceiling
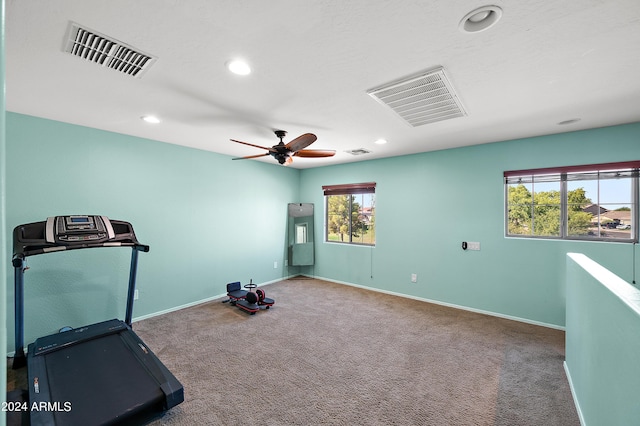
[6,0,640,168]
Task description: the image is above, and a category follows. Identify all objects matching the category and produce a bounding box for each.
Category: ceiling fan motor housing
[271,141,291,164]
[230,130,333,165]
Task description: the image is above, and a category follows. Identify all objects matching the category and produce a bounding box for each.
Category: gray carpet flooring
[132,277,580,425]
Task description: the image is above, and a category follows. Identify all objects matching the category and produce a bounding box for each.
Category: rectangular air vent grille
[367,67,466,127]
[63,22,156,78]
[345,148,371,156]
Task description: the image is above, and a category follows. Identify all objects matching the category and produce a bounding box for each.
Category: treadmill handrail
[12,243,149,267]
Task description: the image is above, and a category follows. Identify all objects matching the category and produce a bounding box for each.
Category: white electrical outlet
[274,261,278,269]
[411,273,417,283]
[467,242,481,251]
[134,289,139,300]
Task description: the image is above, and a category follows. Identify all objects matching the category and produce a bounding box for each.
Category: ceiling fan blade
[285,133,317,153]
[232,153,270,160]
[230,139,274,151]
[293,149,336,158]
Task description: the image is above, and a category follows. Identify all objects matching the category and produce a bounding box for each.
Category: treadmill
[12,215,184,425]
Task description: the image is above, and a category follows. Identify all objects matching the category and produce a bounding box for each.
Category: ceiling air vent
[63,22,156,78]
[367,66,466,127]
[345,148,371,156]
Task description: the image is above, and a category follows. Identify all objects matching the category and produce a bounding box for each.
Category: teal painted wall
[1,0,8,419]
[4,110,640,352]
[5,113,300,349]
[300,122,640,327]
[565,253,640,425]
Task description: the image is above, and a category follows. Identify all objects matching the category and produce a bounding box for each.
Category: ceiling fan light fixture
[226,59,251,75]
[230,131,334,165]
[459,6,503,33]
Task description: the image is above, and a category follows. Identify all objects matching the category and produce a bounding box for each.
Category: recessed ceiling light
[459,5,503,33]
[468,10,491,23]
[227,59,251,76]
[141,115,160,124]
[374,139,388,145]
[558,118,581,125]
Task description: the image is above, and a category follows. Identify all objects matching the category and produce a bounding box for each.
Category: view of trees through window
[506,168,636,241]
[326,193,375,245]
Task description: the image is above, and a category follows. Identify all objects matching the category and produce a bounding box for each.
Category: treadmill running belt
[43,333,163,425]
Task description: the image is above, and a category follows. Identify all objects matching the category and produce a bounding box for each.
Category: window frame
[504,161,639,243]
[323,182,376,246]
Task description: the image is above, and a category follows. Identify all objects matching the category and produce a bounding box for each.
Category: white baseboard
[564,361,586,426]
[6,276,298,357]
[311,275,566,331]
[131,275,292,323]
[8,273,563,358]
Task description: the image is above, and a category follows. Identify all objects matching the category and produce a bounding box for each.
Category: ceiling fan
[231,130,336,165]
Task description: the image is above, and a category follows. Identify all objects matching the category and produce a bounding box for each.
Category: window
[323,182,376,246]
[505,162,639,242]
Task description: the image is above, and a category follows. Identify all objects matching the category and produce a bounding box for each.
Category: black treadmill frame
[11,216,184,425]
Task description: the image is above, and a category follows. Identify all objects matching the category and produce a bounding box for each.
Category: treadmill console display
[45,215,116,244]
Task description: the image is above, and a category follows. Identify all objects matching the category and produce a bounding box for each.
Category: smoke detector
[63,22,157,78]
[367,67,466,127]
